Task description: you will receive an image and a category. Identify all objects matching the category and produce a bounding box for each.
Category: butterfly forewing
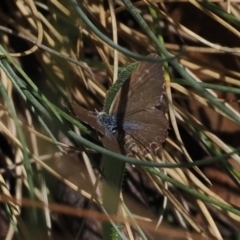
[110,53,164,117]
[70,103,104,134]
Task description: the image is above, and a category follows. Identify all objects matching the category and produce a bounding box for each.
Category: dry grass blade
[0,1,240,239]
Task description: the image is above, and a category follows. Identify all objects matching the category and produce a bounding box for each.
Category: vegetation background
[0,0,240,239]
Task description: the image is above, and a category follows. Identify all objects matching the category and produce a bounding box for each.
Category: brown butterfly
[71,53,168,156]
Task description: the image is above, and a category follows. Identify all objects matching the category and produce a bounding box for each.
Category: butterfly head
[96,112,118,133]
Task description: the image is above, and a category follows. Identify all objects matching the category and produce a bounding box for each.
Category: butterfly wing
[70,103,123,153]
[109,53,168,153]
[110,53,164,117]
[101,131,124,154]
[70,103,104,133]
[123,108,168,152]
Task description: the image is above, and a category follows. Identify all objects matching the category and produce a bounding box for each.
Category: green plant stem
[102,61,139,240]
[68,131,239,169]
[102,156,125,240]
[103,62,138,113]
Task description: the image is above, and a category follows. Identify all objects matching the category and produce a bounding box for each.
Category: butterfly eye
[112,128,117,133]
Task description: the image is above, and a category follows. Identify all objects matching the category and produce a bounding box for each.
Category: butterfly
[71,53,168,156]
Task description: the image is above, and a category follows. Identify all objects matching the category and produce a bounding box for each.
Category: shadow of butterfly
[71,53,168,156]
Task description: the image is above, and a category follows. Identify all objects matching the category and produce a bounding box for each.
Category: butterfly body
[97,112,117,133]
[71,53,168,155]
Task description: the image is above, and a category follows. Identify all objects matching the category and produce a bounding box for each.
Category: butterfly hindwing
[123,108,168,152]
